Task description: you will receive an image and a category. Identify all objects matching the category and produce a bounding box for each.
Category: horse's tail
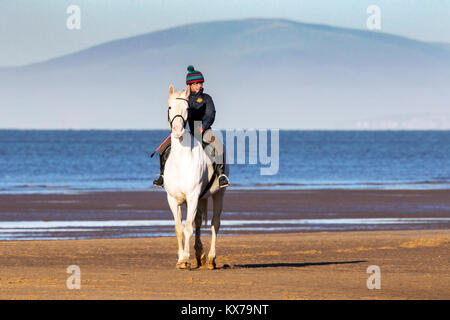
[198,198,208,226]
[202,207,208,226]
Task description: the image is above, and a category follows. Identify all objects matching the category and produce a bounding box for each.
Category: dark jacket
[187,88,216,133]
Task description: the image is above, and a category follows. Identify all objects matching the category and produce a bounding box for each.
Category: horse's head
[167,84,190,139]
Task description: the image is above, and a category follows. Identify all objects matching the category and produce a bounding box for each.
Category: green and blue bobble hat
[186,65,204,84]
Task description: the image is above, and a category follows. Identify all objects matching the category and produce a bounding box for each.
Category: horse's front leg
[179,193,199,270]
[167,194,184,264]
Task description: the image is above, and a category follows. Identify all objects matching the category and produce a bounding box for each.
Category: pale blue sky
[1,0,449,66]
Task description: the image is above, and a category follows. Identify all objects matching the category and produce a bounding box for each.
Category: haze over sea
[1,130,449,194]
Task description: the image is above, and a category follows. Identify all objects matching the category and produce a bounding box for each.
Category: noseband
[168,97,189,129]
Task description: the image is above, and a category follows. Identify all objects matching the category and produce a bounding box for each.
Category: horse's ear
[184,85,190,97]
[169,84,174,95]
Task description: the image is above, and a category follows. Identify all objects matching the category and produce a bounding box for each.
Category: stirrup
[218,174,230,188]
[153,175,164,188]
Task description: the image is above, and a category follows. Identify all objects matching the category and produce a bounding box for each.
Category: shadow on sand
[225,260,367,269]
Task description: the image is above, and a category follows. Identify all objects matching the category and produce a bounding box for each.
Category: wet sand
[2,189,450,221]
[0,189,449,299]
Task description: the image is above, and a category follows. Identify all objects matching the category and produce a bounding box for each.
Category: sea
[1,130,449,240]
[0,130,449,193]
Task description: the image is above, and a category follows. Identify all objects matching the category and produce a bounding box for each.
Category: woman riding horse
[153,65,230,188]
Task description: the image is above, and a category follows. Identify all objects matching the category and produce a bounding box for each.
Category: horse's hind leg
[207,190,224,270]
[194,198,208,268]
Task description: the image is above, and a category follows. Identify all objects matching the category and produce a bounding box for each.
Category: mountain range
[1,18,449,129]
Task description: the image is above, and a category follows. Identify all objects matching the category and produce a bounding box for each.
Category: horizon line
[1,128,449,131]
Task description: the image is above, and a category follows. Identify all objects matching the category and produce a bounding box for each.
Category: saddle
[162,140,218,175]
[160,135,221,198]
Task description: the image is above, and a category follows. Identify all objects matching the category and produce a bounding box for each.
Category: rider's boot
[202,135,230,188]
[216,162,230,188]
[153,146,170,188]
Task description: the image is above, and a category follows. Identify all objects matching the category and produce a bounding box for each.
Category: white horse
[164,84,228,270]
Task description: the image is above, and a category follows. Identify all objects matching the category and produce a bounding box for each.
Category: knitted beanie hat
[186,65,204,84]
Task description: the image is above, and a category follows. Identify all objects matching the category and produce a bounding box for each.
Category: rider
[153,65,230,188]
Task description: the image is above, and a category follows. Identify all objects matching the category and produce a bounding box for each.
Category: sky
[1,1,449,130]
[1,0,450,67]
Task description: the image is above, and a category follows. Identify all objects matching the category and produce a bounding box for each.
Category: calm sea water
[0,130,449,194]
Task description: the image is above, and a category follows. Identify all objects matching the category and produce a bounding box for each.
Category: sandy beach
[0,189,449,299]
[0,230,448,299]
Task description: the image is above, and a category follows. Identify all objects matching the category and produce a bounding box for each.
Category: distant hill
[1,18,449,129]
[434,42,450,53]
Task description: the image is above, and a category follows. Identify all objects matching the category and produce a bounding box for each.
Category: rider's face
[190,82,203,94]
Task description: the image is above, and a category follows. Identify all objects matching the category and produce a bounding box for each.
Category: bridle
[168,97,189,129]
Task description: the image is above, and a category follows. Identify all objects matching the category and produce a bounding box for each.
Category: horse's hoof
[176,261,191,270]
[206,258,216,270]
[195,253,206,269]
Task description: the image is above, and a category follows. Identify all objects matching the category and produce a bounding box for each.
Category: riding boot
[153,145,170,188]
[215,162,230,188]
